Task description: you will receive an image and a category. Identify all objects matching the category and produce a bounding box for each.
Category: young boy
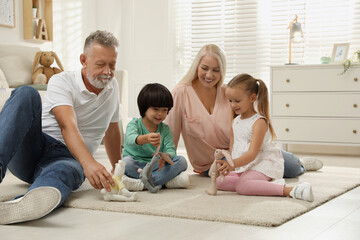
[122,83,189,191]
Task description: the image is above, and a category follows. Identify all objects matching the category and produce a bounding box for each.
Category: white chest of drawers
[270,64,360,146]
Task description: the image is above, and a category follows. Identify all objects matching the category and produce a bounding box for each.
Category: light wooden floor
[1,147,360,240]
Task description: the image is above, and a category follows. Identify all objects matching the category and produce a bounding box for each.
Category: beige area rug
[1,166,360,227]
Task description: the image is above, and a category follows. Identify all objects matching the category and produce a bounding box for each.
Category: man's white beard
[87,72,112,89]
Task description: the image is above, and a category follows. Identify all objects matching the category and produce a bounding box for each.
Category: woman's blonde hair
[179,44,226,86]
[227,74,276,140]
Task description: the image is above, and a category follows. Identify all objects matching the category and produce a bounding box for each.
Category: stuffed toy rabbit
[205,149,234,196]
[32,51,64,84]
[138,145,174,193]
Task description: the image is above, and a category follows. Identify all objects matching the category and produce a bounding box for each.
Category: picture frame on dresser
[332,43,350,63]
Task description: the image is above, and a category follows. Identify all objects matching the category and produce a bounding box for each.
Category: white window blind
[174,0,360,85]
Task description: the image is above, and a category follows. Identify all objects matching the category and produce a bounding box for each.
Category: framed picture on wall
[332,43,350,63]
[0,0,15,28]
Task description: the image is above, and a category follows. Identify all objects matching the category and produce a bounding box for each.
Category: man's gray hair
[84,30,119,53]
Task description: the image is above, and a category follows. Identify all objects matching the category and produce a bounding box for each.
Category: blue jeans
[122,155,187,186]
[281,150,305,178]
[0,86,85,207]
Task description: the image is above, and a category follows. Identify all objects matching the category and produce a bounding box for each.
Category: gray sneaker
[0,186,61,224]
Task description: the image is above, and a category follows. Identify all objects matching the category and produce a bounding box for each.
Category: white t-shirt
[42,70,120,155]
[232,113,284,179]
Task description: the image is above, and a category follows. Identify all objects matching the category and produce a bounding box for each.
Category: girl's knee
[235,180,248,195]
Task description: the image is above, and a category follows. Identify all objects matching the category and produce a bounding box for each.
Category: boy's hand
[216,159,234,176]
[157,152,174,171]
[147,133,161,146]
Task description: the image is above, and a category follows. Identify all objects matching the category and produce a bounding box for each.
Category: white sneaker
[165,172,190,189]
[0,186,61,224]
[290,182,314,202]
[300,157,323,171]
[122,175,144,191]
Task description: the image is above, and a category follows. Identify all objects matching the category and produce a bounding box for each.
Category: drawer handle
[355,78,358,82]
[286,104,290,108]
[354,104,358,108]
[285,128,290,132]
[286,79,290,83]
[353,130,357,134]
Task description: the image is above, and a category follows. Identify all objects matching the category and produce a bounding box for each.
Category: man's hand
[83,159,115,192]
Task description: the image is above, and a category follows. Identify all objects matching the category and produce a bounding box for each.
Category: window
[174,0,360,84]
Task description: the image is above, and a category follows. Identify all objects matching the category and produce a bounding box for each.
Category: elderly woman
[165,44,323,177]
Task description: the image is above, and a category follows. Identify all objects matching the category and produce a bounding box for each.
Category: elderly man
[0,30,122,224]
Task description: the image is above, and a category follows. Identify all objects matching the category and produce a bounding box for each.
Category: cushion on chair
[0,44,40,88]
[0,56,33,88]
[0,68,9,88]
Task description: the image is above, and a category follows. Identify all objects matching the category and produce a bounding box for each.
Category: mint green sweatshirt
[122,118,176,163]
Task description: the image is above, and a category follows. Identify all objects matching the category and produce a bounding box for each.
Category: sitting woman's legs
[281,150,305,178]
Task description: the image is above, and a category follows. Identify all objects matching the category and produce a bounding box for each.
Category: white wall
[0,0,51,48]
[118,0,175,120]
[0,0,175,121]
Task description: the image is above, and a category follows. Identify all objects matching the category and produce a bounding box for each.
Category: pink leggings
[216,170,284,196]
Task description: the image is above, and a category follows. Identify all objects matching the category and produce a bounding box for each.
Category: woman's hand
[216,159,234,176]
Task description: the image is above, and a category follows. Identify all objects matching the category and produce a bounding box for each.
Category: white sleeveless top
[231,113,284,179]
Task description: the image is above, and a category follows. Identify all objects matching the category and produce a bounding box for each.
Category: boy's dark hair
[137,83,173,117]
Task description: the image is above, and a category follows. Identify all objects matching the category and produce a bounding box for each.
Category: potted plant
[32,6,38,18]
[340,50,360,75]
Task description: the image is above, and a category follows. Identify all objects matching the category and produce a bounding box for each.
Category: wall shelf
[23,0,53,42]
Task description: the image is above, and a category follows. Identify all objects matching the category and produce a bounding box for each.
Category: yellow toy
[32,51,64,84]
[101,160,138,202]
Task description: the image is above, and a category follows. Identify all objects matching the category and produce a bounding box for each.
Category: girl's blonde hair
[227,74,276,140]
[179,44,226,86]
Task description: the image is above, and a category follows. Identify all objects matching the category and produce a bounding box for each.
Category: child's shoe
[122,175,144,191]
[0,186,61,224]
[300,157,323,171]
[165,172,190,189]
[290,182,314,202]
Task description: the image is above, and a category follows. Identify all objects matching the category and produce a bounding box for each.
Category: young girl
[216,74,314,201]
[122,83,190,191]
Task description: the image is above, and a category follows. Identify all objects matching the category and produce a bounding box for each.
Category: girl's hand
[216,160,234,176]
[147,133,161,146]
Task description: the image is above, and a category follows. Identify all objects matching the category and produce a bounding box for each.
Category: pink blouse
[165,83,231,172]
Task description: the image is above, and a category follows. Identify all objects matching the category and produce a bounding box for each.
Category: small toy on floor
[139,144,174,193]
[101,160,138,202]
[205,149,234,196]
